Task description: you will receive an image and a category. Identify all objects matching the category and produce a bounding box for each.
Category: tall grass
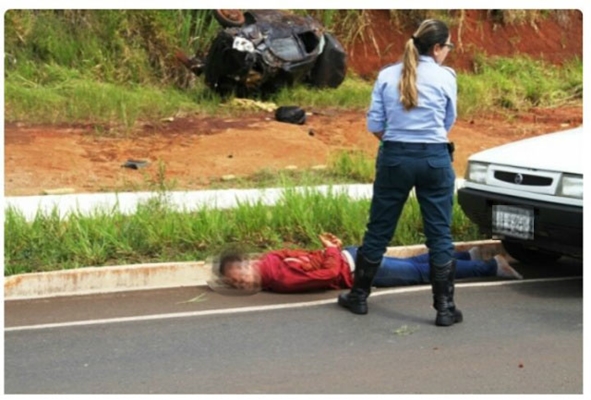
[457,55,582,116]
[328,150,375,183]
[5,54,581,127]
[5,77,222,127]
[272,75,372,110]
[5,10,220,86]
[4,190,483,276]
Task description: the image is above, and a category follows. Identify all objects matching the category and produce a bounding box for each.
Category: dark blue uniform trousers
[359,142,455,267]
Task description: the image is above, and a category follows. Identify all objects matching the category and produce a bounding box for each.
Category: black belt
[382,141,448,149]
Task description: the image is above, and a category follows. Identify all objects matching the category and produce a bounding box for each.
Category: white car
[457,127,583,264]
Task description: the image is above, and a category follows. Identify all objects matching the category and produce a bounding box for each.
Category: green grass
[4,70,224,127]
[4,190,484,276]
[272,76,372,110]
[458,55,582,115]
[5,55,581,128]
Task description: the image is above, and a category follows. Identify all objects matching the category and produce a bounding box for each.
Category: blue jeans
[359,142,455,266]
[344,246,497,287]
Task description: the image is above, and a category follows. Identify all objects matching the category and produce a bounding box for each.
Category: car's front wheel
[307,32,347,88]
[213,10,245,27]
[501,240,562,265]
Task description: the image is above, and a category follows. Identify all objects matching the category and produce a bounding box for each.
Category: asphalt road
[4,259,583,394]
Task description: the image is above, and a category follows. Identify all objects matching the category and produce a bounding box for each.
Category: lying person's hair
[218,247,247,276]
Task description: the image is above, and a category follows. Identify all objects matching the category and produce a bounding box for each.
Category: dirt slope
[4,106,582,196]
[346,10,582,77]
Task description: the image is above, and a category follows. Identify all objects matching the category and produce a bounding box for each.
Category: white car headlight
[558,174,583,199]
[466,162,488,184]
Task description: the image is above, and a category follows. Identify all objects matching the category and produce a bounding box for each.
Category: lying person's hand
[319,233,342,249]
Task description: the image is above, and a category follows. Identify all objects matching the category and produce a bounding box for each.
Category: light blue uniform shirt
[367,56,457,143]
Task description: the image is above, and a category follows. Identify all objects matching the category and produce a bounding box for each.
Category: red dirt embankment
[346,10,582,78]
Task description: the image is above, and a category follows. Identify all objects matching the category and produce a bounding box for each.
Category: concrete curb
[4,239,504,301]
[5,180,466,222]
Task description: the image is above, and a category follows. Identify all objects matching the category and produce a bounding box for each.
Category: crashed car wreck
[177,10,347,98]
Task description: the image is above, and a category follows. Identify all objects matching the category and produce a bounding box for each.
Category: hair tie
[411,35,418,45]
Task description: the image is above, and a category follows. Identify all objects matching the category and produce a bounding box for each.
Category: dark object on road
[275,106,306,125]
[121,159,148,169]
[177,10,347,98]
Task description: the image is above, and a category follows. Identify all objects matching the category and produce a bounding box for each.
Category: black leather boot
[338,252,381,315]
[447,260,463,324]
[430,259,463,326]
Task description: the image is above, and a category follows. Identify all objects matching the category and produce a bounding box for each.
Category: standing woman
[338,19,460,326]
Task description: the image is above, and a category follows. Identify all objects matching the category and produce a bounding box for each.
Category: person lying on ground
[215,233,522,293]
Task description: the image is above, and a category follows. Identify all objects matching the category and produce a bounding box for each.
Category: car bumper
[458,187,583,257]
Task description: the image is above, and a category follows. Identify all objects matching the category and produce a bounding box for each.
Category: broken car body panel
[181,10,347,97]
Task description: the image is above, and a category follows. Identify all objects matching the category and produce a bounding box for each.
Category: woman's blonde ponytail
[398,19,450,111]
[398,38,420,110]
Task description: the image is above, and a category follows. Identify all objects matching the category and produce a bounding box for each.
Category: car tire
[501,240,562,265]
[307,32,347,88]
[213,10,246,28]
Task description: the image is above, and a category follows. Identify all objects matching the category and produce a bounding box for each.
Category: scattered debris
[226,98,277,112]
[392,325,420,336]
[121,159,149,169]
[275,106,306,125]
[42,188,75,195]
[311,164,327,170]
[176,292,208,305]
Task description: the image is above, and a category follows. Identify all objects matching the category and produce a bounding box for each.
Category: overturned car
[177,10,347,97]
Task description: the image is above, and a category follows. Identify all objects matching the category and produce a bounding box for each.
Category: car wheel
[307,32,347,88]
[213,10,245,27]
[501,240,562,265]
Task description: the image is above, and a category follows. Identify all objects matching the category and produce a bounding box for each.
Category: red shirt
[257,247,354,293]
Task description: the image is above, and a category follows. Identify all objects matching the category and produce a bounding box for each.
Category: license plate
[492,205,534,240]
